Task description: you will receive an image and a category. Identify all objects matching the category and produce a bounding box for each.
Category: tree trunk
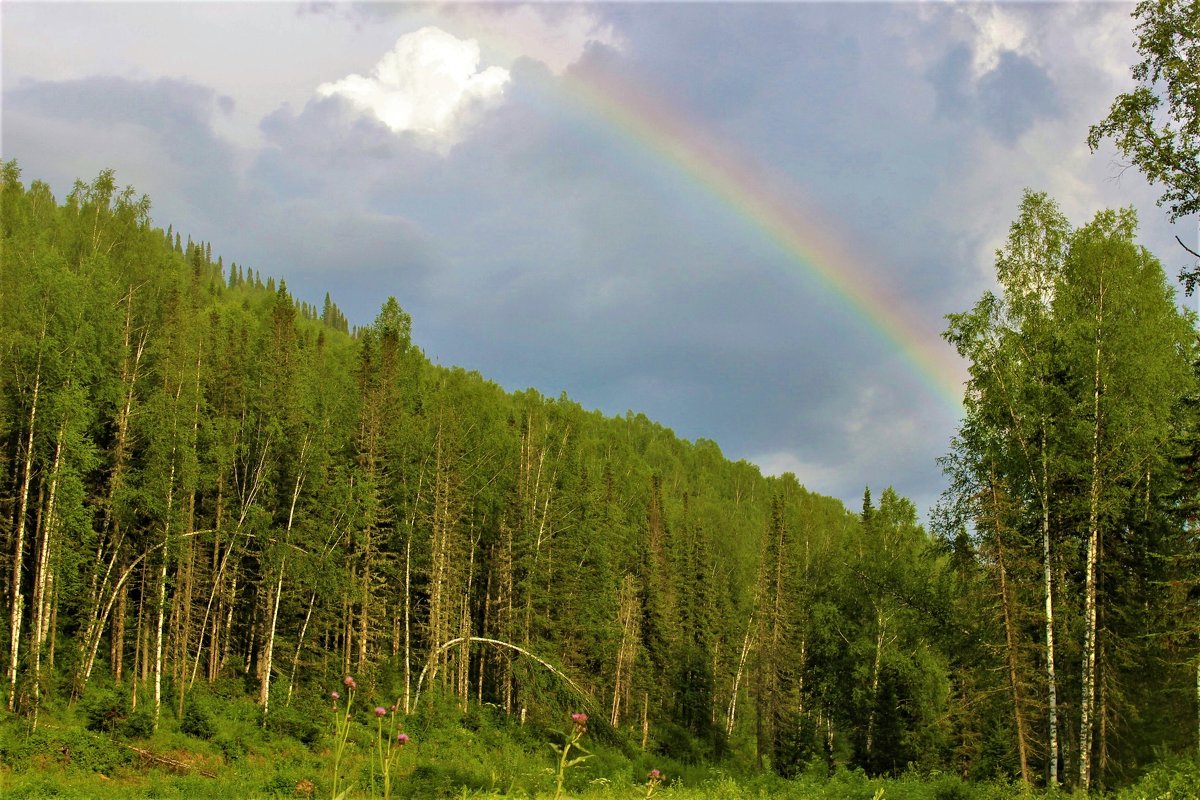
[727,607,754,737]
[154,460,176,731]
[191,438,269,687]
[113,577,127,684]
[286,592,316,707]
[1079,287,1105,792]
[31,421,66,726]
[1041,430,1060,786]
[404,533,412,713]
[996,534,1032,785]
[865,605,886,759]
[76,292,145,699]
[260,445,306,720]
[611,574,640,728]
[7,346,41,711]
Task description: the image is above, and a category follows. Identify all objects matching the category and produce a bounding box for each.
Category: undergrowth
[0,685,1196,799]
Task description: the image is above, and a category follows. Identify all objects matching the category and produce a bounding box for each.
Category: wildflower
[644,766,664,799]
[375,706,387,717]
[396,733,409,745]
[330,691,339,701]
[553,712,591,800]
[343,675,357,690]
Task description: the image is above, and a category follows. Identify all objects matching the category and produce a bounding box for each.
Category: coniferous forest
[2,4,1200,799]
[1,163,1198,798]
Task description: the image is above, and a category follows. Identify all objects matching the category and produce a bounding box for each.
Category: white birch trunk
[726,608,755,737]
[30,423,66,728]
[260,442,306,719]
[7,349,41,711]
[286,592,316,707]
[154,459,176,731]
[1079,285,1105,792]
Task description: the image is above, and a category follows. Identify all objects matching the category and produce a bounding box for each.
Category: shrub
[180,696,216,741]
[265,700,321,746]
[1115,757,1200,800]
[930,774,975,800]
[80,689,128,734]
[215,732,249,763]
[121,707,156,739]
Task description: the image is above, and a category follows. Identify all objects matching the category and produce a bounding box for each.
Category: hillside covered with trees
[2,156,1198,799]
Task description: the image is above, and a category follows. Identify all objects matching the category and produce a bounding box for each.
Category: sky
[3,1,1195,521]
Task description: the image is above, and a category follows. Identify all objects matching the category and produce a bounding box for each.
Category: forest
[2,2,1200,798]
[0,162,1198,799]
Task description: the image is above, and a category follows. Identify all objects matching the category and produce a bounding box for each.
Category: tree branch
[1176,235,1200,260]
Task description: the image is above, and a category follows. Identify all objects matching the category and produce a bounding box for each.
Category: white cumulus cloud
[317,26,509,151]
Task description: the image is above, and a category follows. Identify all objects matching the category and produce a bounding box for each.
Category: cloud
[316,27,510,152]
[3,75,241,230]
[959,4,1034,79]
[435,4,624,75]
[977,51,1060,144]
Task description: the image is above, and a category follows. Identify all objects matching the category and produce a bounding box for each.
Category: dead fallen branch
[121,743,217,778]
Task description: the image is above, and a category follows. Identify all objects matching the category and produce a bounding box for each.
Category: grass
[1,689,1196,800]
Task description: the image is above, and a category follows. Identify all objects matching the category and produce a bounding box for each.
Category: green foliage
[941,189,1199,792]
[1,163,1196,800]
[180,697,216,741]
[121,708,156,740]
[81,689,129,734]
[264,700,321,746]
[1089,0,1199,223]
[1114,758,1200,799]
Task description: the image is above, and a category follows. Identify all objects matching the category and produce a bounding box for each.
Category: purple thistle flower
[648,768,662,780]
[330,690,340,701]
[396,733,409,745]
[343,675,357,690]
[374,706,387,717]
[570,712,588,725]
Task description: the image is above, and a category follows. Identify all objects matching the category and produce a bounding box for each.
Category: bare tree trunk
[1079,289,1105,792]
[458,532,477,709]
[641,691,649,750]
[479,568,490,706]
[727,607,754,737]
[76,294,145,700]
[45,576,57,673]
[113,578,127,684]
[260,441,307,719]
[154,460,176,731]
[611,574,640,728]
[286,592,316,707]
[7,345,41,711]
[175,512,195,717]
[357,530,371,672]
[30,422,66,727]
[404,533,412,713]
[1041,432,1060,786]
[342,583,352,677]
[402,468,423,714]
[79,547,160,693]
[996,534,1031,785]
[191,437,269,687]
[865,606,886,758]
[132,563,147,710]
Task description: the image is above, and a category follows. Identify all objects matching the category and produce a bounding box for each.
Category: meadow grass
[1,696,1196,800]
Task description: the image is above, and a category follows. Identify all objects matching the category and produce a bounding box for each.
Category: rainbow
[469,25,968,415]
